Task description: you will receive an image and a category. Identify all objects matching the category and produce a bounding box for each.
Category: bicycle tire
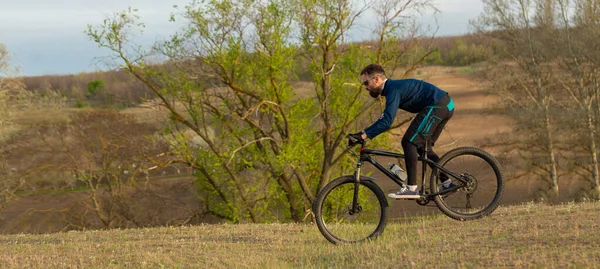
[431,147,504,221]
[313,175,388,244]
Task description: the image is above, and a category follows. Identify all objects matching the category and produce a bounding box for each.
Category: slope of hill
[0,202,597,268]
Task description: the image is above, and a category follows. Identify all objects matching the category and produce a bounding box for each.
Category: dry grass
[0,202,599,268]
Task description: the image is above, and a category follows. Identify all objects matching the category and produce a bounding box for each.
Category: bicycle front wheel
[313,176,388,244]
[431,147,504,220]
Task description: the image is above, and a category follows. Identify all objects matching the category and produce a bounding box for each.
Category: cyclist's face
[361,74,382,97]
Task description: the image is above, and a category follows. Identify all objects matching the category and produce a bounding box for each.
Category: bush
[87,80,105,98]
[75,99,89,108]
[443,39,492,66]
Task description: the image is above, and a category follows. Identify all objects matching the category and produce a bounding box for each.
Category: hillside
[1,66,531,233]
[0,202,598,268]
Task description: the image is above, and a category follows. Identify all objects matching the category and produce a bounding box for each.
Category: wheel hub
[347,204,362,215]
[460,173,478,194]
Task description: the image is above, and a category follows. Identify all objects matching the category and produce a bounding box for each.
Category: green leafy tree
[87,79,105,98]
[293,0,438,192]
[86,0,438,222]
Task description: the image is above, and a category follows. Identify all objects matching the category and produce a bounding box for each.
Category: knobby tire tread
[432,147,505,221]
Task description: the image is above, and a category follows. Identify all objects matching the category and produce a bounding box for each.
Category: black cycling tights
[401,138,448,186]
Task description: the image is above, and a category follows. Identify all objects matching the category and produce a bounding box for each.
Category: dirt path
[408,67,513,152]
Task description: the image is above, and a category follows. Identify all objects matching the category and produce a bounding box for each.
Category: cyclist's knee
[401,137,413,149]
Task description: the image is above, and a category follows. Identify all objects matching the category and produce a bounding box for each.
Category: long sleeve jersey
[363,78,448,139]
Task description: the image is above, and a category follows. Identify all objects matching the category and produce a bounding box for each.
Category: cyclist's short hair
[360,64,386,77]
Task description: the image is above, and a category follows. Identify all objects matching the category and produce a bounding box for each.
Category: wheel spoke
[432,147,504,220]
[321,183,379,242]
[314,177,387,244]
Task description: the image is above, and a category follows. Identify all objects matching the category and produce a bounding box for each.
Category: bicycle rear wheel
[313,176,388,244]
[431,147,504,220]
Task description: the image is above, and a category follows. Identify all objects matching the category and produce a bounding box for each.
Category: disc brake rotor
[460,173,478,194]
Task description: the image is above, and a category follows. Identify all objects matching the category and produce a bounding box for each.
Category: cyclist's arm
[363,89,400,139]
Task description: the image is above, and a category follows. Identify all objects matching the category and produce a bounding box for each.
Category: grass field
[1,202,598,268]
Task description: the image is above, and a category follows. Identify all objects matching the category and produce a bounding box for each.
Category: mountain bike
[313,135,504,244]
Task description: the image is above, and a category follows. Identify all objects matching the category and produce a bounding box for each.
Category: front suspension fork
[351,164,362,214]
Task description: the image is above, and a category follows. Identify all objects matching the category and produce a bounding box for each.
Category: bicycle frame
[351,141,467,200]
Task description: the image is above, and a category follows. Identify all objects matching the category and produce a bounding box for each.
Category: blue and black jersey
[364,79,449,139]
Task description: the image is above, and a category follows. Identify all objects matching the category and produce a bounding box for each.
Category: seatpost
[420,140,429,193]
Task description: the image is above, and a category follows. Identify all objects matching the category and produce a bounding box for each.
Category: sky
[0,0,484,77]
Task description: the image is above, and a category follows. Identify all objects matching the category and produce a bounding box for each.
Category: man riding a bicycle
[350,64,457,199]
[314,68,503,243]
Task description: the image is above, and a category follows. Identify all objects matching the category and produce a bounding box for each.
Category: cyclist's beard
[368,88,382,98]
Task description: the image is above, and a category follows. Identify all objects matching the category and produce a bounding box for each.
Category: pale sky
[0,0,484,76]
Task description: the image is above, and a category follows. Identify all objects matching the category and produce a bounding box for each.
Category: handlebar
[346,134,366,148]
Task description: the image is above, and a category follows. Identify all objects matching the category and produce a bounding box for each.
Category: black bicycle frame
[352,141,466,199]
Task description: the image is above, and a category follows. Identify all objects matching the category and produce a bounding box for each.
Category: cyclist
[349,64,456,199]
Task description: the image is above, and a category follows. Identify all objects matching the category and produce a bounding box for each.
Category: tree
[554,0,600,199]
[294,0,438,193]
[86,0,438,222]
[474,0,561,199]
[475,0,600,200]
[10,110,187,231]
[87,79,105,97]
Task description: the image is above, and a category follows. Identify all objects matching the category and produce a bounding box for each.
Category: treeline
[420,34,493,66]
[19,35,492,107]
[21,70,151,107]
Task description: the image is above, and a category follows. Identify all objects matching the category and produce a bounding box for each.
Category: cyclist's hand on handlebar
[347,132,365,146]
